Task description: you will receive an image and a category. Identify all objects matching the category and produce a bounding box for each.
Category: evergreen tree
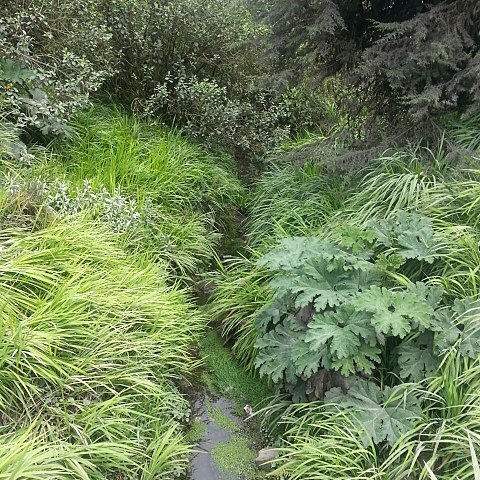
[262,0,480,118]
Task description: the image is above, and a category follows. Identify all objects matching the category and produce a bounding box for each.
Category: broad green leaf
[331,343,381,375]
[397,333,438,382]
[255,323,300,383]
[352,285,434,338]
[0,59,36,83]
[291,340,330,377]
[325,378,421,446]
[258,237,326,270]
[306,308,380,375]
[431,308,461,354]
[396,214,441,263]
[255,323,320,383]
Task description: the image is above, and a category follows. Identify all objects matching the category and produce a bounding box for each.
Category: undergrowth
[0,212,202,479]
[208,112,480,479]
[26,106,246,277]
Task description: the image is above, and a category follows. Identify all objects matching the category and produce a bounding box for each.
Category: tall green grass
[209,253,272,371]
[29,106,246,276]
[247,160,345,247]
[47,106,245,215]
[0,211,202,478]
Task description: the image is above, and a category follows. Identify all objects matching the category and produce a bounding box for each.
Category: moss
[184,417,207,443]
[211,436,261,478]
[207,403,241,433]
[199,330,272,407]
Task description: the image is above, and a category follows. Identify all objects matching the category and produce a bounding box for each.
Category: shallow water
[189,394,245,480]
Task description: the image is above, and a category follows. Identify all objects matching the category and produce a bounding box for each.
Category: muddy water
[189,394,246,480]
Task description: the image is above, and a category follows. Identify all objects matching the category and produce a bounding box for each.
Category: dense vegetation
[1,0,480,479]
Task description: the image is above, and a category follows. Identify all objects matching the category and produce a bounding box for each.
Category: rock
[255,447,279,469]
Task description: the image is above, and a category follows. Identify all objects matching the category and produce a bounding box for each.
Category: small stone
[255,447,279,469]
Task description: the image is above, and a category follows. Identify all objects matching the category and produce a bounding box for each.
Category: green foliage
[28,107,245,275]
[381,352,480,480]
[148,76,290,157]
[184,418,207,443]
[262,0,480,123]
[211,436,259,478]
[208,253,272,371]
[267,406,381,479]
[253,220,454,398]
[99,0,295,157]
[248,161,345,246]
[1,2,115,135]
[343,146,448,224]
[0,212,202,478]
[209,124,480,479]
[325,378,422,446]
[448,111,480,152]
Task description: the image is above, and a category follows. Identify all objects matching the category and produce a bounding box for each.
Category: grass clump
[0,208,203,478]
[30,105,246,276]
[247,160,345,247]
[209,254,272,371]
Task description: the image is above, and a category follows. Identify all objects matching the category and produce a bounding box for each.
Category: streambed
[185,331,270,480]
[189,395,245,479]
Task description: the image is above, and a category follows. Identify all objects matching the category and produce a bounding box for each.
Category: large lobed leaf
[325,378,422,446]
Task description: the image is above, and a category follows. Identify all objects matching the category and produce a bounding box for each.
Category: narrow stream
[189,394,245,480]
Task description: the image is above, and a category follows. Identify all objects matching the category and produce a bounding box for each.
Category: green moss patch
[199,330,272,407]
[211,436,259,478]
[207,403,241,432]
[184,417,207,443]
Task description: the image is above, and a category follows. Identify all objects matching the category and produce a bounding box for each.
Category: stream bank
[185,331,273,480]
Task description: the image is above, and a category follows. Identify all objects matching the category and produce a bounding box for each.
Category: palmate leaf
[352,285,434,338]
[334,224,377,255]
[0,59,36,83]
[397,332,439,382]
[372,211,443,263]
[292,340,331,377]
[450,298,480,357]
[325,378,421,446]
[257,236,327,270]
[395,211,442,263]
[331,343,380,375]
[255,323,299,383]
[407,282,444,309]
[307,321,360,359]
[291,275,347,310]
[255,322,322,383]
[294,258,370,311]
[432,298,480,358]
[305,307,380,375]
[431,308,462,354]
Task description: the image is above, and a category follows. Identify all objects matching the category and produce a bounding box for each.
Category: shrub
[1,1,114,135]
[146,76,290,157]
